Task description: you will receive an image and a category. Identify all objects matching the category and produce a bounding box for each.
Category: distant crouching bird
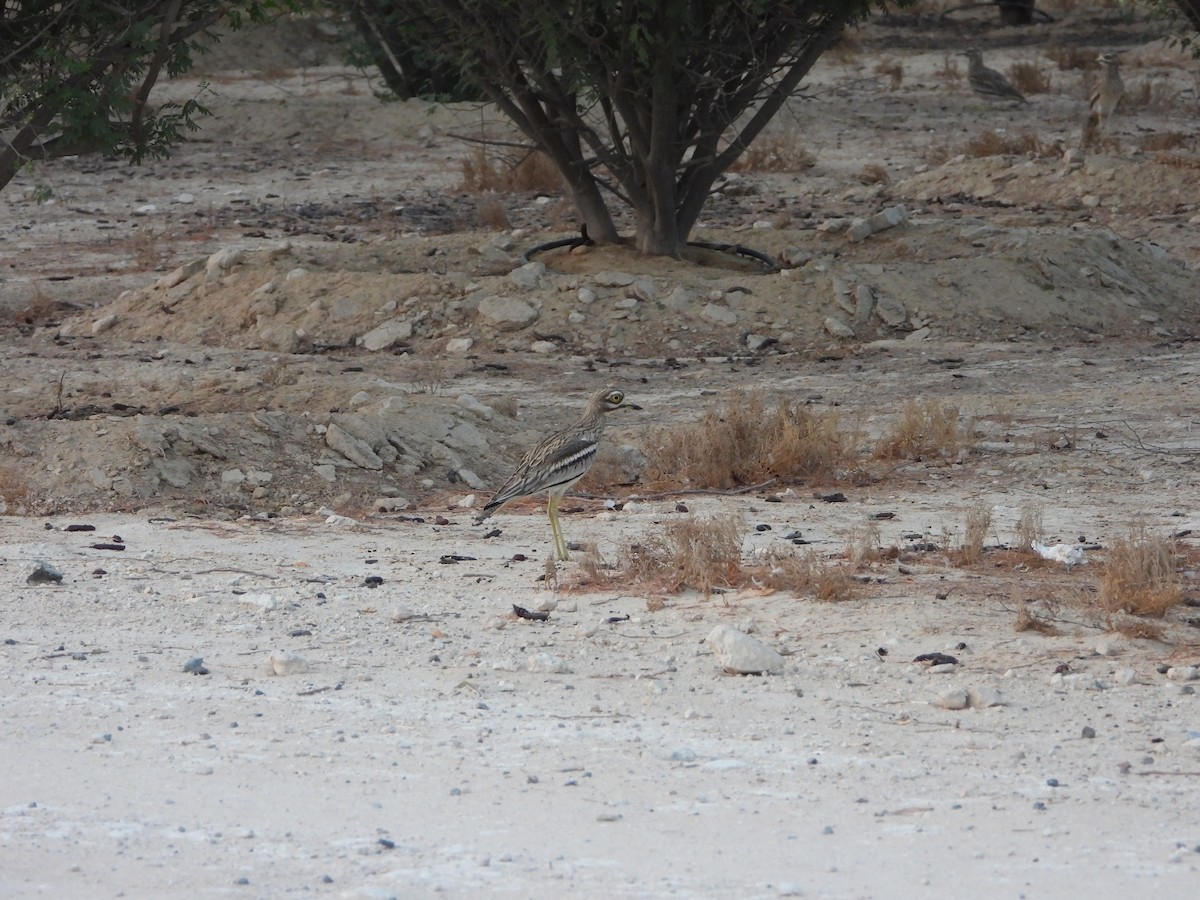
[480,388,642,561]
[962,47,1027,105]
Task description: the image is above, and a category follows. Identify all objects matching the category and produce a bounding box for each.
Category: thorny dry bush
[572,516,859,601]
[458,147,562,194]
[1008,61,1053,95]
[952,501,993,566]
[874,399,967,461]
[642,391,853,490]
[1097,523,1184,618]
[963,128,1047,159]
[730,132,816,173]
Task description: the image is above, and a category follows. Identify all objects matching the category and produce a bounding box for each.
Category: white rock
[530,340,558,354]
[266,650,310,676]
[323,513,361,527]
[477,295,539,329]
[577,287,598,304]
[176,192,195,204]
[446,337,474,353]
[535,598,558,613]
[242,592,277,611]
[593,271,635,287]
[205,248,243,282]
[526,653,571,674]
[359,319,413,351]
[1113,667,1138,686]
[91,314,118,335]
[705,624,784,675]
[967,684,1006,708]
[457,493,478,509]
[509,261,546,288]
[1166,666,1199,682]
[456,394,495,419]
[823,316,855,338]
[373,497,410,512]
[325,423,383,470]
[935,686,970,710]
[1095,634,1125,656]
[701,303,738,326]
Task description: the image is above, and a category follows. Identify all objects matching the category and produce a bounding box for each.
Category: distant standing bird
[962,47,1027,104]
[481,388,642,561]
[1088,52,1124,130]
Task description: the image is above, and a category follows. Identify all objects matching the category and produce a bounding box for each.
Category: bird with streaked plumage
[962,47,1026,105]
[480,387,642,561]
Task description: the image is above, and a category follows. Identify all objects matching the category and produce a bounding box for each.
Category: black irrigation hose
[938,3,1056,25]
[520,227,778,271]
[520,225,594,263]
[686,240,777,271]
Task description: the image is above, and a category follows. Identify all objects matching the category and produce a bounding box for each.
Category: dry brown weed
[643,391,851,490]
[874,400,964,460]
[1015,505,1044,552]
[623,516,744,595]
[730,134,816,173]
[458,147,562,194]
[953,502,992,566]
[1097,524,1183,618]
[964,129,1044,158]
[765,549,858,602]
[875,60,903,90]
[1008,62,1052,95]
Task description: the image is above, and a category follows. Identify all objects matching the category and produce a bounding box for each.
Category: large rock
[477,295,539,330]
[705,624,784,675]
[360,319,413,351]
[325,423,384,470]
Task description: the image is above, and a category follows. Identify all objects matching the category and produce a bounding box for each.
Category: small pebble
[1081,726,1096,739]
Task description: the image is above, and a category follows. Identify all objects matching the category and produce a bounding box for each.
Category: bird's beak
[622,402,643,411]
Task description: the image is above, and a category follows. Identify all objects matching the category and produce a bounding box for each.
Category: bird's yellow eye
[608,391,624,404]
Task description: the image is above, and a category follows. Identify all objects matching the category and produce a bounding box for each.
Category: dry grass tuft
[1015,505,1044,552]
[458,147,563,194]
[858,163,889,185]
[730,134,816,173]
[1008,61,1052,95]
[1014,604,1060,635]
[0,465,30,511]
[934,52,962,84]
[765,549,859,601]
[964,129,1045,158]
[874,400,965,460]
[1045,45,1094,71]
[953,501,993,566]
[1139,131,1193,152]
[623,516,744,595]
[875,59,904,90]
[1126,79,1181,113]
[847,519,883,570]
[1097,524,1184,618]
[642,391,852,490]
[1111,616,1166,641]
[477,195,510,230]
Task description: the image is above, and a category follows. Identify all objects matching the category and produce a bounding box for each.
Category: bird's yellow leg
[548,494,569,561]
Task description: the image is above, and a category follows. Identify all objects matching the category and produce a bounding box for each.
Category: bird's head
[961,47,982,62]
[596,388,642,413]
[1096,52,1119,66]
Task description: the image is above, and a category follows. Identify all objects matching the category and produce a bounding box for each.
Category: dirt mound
[60,216,1200,361]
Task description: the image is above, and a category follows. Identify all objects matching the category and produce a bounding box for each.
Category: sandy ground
[3,7,1200,899]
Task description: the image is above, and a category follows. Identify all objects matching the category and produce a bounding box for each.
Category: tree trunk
[1175,0,1200,30]
[998,0,1036,26]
